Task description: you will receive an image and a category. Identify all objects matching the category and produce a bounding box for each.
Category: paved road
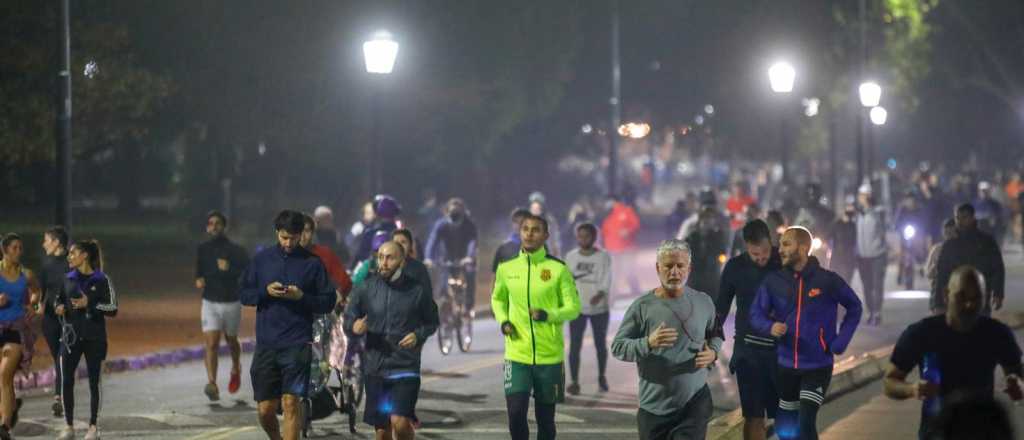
[10,246,1024,439]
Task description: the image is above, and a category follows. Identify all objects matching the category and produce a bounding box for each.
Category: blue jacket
[240,245,337,349]
[750,257,862,370]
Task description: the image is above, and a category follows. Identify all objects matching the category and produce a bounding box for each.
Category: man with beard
[935,203,1005,315]
[750,227,862,440]
[612,239,722,440]
[884,265,1022,439]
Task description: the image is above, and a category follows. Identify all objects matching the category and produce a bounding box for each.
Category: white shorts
[201,300,241,336]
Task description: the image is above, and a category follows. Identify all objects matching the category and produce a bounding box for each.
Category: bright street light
[803,97,820,117]
[618,122,651,139]
[363,31,399,74]
[768,62,795,93]
[859,81,881,107]
[870,106,888,125]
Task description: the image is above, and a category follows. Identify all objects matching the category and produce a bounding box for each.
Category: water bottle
[921,352,941,416]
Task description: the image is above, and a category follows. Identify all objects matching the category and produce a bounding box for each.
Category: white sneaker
[57,426,75,440]
[84,425,100,440]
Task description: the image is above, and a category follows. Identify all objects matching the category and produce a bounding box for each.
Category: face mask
[449,212,464,223]
[389,267,403,283]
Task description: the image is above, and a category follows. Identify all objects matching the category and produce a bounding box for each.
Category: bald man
[750,227,863,440]
[345,241,439,440]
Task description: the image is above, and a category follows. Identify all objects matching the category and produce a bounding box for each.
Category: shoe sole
[204,386,220,401]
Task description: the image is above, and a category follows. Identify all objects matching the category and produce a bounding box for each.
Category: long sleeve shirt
[240,245,337,349]
[564,248,612,315]
[612,288,723,415]
[196,236,249,303]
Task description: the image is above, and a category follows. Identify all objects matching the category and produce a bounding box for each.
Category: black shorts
[363,374,421,428]
[731,346,779,419]
[0,329,21,346]
[777,365,833,409]
[250,344,312,402]
[637,385,712,440]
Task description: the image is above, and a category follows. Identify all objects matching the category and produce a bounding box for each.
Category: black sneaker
[567,382,580,395]
[598,376,609,393]
[0,424,11,440]
[53,397,63,417]
[11,398,21,428]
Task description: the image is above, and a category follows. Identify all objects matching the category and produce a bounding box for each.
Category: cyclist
[424,198,478,311]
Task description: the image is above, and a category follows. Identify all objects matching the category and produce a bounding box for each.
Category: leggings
[776,366,832,440]
[506,393,556,440]
[61,338,107,426]
[42,316,62,398]
[568,312,609,383]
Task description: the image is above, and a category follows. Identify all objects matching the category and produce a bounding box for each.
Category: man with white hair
[313,205,350,265]
[612,239,723,440]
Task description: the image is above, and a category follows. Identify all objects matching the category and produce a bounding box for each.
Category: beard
[662,277,687,291]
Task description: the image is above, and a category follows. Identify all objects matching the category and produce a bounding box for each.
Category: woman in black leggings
[56,240,117,440]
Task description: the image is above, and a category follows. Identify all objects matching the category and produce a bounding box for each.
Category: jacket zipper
[794,276,803,369]
[527,257,537,365]
[819,327,827,352]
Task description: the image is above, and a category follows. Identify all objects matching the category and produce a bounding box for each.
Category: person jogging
[0,234,40,440]
[55,239,118,440]
[40,226,70,417]
[492,214,581,440]
[750,227,862,440]
[195,211,249,401]
[564,223,613,395]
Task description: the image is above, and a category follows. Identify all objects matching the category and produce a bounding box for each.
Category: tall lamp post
[56,0,72,230]
[768,62,795,182]
[857,81,881,185]
[363,31,398,194]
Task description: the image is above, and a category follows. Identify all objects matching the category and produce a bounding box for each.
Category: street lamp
[870,106,888,125]
[768,61,795,181]
[855,81,882,185]
[859,81,882,107]
[363,31,398,193]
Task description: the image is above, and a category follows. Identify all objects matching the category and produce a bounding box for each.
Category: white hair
[313,205,333,220]
[656,239,692,262]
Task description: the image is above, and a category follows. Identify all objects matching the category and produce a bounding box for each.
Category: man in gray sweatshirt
[612,239,724,440]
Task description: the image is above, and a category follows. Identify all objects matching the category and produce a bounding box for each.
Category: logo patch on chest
[808,288,822,298]
[540,269,551,282]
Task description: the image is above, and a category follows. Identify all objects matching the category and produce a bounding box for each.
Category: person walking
[40,226,70,417]
[935,203,1005,315]
[855,185,888,326]
[564,223,613,395]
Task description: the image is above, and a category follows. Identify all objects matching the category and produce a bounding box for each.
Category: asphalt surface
[9,244,1024,439]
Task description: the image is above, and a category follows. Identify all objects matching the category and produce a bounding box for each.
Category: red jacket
[601,202,640,253]
[311,244,352,295]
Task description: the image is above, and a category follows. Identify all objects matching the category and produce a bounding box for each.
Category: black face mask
[449,212,464,223]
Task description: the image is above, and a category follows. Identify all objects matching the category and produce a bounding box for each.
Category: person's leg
[505,393,531,440]
[61,343,85,428]
[225,335,241,375]
[0,344,21,429]
[281,394,304,440]
[743,418,767,440]
[591,312,610,381]
[858,257,878,317]
[374,419,393,440]
[567,315,586,385]
[465,270,477,312]
[531,363,564,440]
[82,339,108,426]
[872,254,888,321]
[204,330,222,384]
[534,399,557,440]
[668,385,713,439]
[257,399,283,440]
[390,415,415,440]
[42,317,64,409]
[636,408,677,440]
[224,302,243,380]
[735,349,769,440]
[278,343,311,440]
[797,366,833,440]
[775,367,801,440]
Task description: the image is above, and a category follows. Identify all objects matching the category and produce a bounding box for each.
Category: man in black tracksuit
[716,220,782,440]
[240,210,339,440]
[935,203,1005,315]
[345,241,439,440]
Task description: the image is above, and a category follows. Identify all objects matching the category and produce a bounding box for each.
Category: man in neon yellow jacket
[492,214,581,440]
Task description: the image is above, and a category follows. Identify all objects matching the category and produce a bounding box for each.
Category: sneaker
[10,398,21,428]
[52,397,63,418]
[598,376,609,393]
[56,426,74,440]
[204,383,220,401]
[567,382,580,395]
[84,425,100,440]
[228,371,241,394]
[0,425,10,440]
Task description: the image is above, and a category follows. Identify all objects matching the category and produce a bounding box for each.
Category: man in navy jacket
[241,210,339,440]
[751,227,862,440]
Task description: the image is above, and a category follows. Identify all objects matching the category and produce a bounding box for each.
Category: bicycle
[437,261,474,355]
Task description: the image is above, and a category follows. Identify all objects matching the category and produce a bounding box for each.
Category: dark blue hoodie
[750,257,863,370]
[240,245,337,349]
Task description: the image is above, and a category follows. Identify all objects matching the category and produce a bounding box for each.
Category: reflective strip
[779,399,801,410]
[743,337,775,347]
[799,391,824,405]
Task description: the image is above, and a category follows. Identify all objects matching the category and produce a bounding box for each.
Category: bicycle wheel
[457,308,473,352]
[437,299,454,355]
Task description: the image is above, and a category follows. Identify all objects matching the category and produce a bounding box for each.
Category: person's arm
[705,303,724,355]
[924,244,940,281]
[342,284,366,333]
[748,284,777,336]
[424,220,443,263]
[414,286,440,345]
[466,222,478,261]
[599,252,613,300]
[491,265,511,331]
[830,276,863,354]
[884,325,931,400]
[228,245,249,280]
[302,261,338,314]
[322,249,352,295]
[239,260,265,306]
[94,276,118,317]
[990,237,1006,300]
[996,323,1024,378]
[715,262,737,332]
[883,364,921,400]
[352,260,371,286]
[934,242,953,301]
[611,301,650,362]
[542,267,581,324]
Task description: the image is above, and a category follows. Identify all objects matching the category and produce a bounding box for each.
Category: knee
[281,395,302,414]
[390,415,413,433]
[257,401,279,419]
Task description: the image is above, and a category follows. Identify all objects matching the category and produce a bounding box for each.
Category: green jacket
[491,247,581,365]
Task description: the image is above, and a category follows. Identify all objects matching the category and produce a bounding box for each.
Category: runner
[344,241,438,440]
[0,234,39,440]
[883,265,1023,439]
[565,223,613,395]
[194,210,249,401]
[391,229,433,297]
[492,214,581,440]
[492,208,530,273]
[750,227,863,440]
[40,226,70,417]
[716,220,782,440]
[56,239,117,440]
[611,239,722,440]
[240,210,340,440]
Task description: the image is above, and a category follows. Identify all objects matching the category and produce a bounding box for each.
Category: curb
[706,311,1024,440]
[14,338,257,394]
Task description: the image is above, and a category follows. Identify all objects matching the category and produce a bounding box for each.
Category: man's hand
[195,278,205,290]
[55,304,65,317]
[398,332,418,349]
[590,292,606,306]
[993,295,1004,311]
[770,322,788,338]
[501,321,518,338]
[267,282,286,297]
[695,342,717,369]
[647,322,679,350]
[0,293,8,308]
[423,259,434,270]
[71,295,88,310]
[282,285,304,301]
[915,380,940,400]
[352,316,369,335]
[1005,375,1023,401]
[530,308,548,322]
[217,258,230,272]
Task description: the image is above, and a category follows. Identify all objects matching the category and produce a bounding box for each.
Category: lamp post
[363,31,398,194]
[868,106,887,184]
[857,81,881,185]
[768,62,795,182]
[56,0,72,230]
